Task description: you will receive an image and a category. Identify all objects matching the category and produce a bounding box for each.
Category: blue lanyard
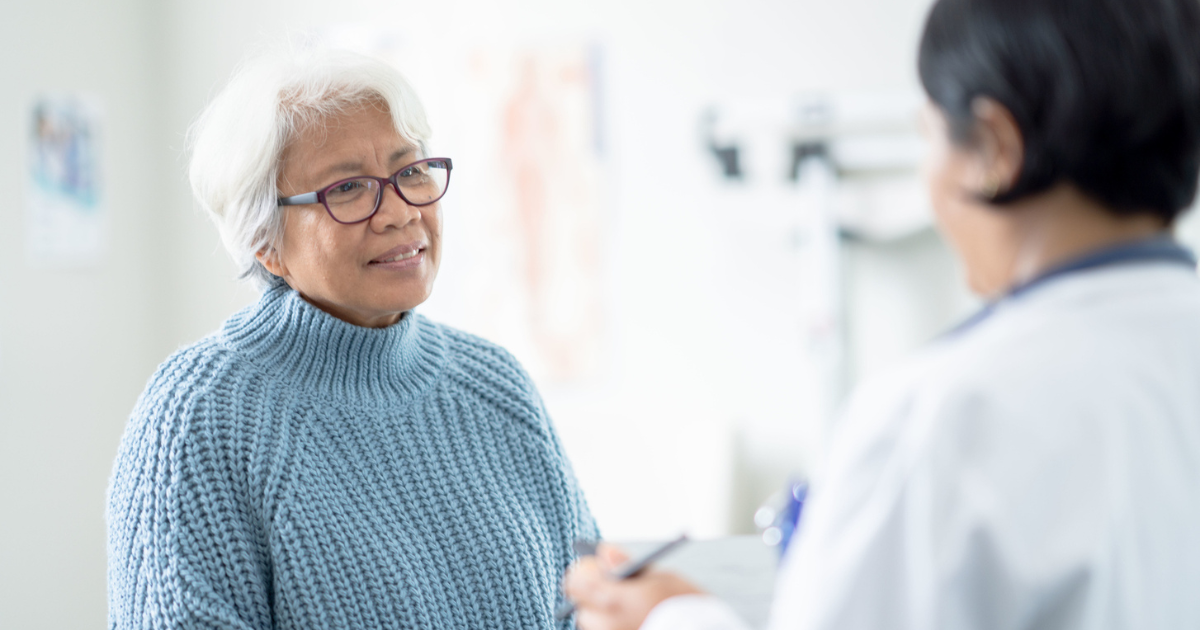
[946,235,1197,338]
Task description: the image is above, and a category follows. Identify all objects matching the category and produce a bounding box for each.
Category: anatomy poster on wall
[26,94,107,267]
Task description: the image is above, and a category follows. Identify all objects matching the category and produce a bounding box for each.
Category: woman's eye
[398,164,431,180]
[324,179,372,203]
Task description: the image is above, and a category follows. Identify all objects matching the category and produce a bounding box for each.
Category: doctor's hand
[562,544,706,630]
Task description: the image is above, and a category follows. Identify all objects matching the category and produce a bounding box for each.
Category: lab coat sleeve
[766,367,1020,630]
[641,595,754,630]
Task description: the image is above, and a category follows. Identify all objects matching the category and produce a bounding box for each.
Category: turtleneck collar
[217,282,446,406]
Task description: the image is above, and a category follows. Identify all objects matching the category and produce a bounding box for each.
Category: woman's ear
[255,246,287,279]
[969,97,1025,197]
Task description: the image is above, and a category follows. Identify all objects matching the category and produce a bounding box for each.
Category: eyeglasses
[277,157,453,224]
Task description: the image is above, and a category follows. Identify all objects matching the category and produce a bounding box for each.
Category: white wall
[0,0,164,627]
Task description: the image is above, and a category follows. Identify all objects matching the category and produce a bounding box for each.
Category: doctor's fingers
[570,579,656,630]
[595,543,631,569]
[569,570,709,630]
[563,558,650,627]
[576,607,636,630]
[563,556,617,609]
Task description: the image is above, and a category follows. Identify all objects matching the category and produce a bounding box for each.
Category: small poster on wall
[26,94,106,267]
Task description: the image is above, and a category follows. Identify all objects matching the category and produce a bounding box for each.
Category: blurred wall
[0,0,165,628]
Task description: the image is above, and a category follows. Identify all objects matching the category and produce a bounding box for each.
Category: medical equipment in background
[702,90,929,448]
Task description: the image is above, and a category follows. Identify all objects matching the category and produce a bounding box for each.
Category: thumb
[596,543,631,572]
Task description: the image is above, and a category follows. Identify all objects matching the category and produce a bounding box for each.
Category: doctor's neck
[980,183,1167,299]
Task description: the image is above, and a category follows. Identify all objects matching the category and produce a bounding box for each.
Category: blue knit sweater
[107,283,597,629]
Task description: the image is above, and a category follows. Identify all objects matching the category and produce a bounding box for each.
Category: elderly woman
[107,47,596,629]
[564,0,1200,628]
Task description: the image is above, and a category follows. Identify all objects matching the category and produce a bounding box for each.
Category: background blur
[3,0,1200,627]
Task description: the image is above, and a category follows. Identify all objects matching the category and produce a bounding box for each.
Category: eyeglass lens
[323,160,450,223]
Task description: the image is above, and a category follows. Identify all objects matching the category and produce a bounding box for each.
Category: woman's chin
[293,291,421,328]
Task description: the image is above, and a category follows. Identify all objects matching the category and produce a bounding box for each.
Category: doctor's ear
[967,97,1025,200]
[255,246,287,278]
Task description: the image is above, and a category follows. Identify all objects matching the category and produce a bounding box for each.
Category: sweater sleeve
[107,353,273,630]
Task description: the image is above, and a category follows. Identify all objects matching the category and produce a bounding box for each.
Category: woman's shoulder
[413,315,544,412]
[140,335,227,400]
[416,315,530,379]
[144,333,247,397]
[112,337,260,501]
[416,315,516,359]
[126,333,266,441]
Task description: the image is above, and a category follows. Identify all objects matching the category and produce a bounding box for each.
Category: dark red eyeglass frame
[276,157,453,225]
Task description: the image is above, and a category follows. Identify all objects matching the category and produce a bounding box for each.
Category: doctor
[563,0,1200,627]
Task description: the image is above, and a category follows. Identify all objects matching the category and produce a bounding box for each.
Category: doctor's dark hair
[918,0,1200,223]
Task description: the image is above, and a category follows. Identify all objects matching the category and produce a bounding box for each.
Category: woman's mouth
[370,243,427,268]
[377,249,422,263]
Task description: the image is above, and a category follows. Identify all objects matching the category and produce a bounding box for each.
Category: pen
[555,534,690,621]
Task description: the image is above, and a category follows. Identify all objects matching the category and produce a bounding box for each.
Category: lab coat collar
[946,233,1196,338]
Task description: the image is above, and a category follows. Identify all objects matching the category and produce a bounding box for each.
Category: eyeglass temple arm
[277,192,319,207]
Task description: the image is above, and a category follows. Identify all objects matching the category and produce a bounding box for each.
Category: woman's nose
[370,183,420,230]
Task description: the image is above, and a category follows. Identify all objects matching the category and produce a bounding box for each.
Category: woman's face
[265,101,442,328]
[919,101,1017,298]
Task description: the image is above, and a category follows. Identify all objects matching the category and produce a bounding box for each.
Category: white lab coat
[642,261,1200,630]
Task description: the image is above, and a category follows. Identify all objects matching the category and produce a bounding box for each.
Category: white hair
[188,45,432,288]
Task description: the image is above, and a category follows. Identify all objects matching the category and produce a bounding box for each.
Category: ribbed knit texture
[106,282,598,629]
